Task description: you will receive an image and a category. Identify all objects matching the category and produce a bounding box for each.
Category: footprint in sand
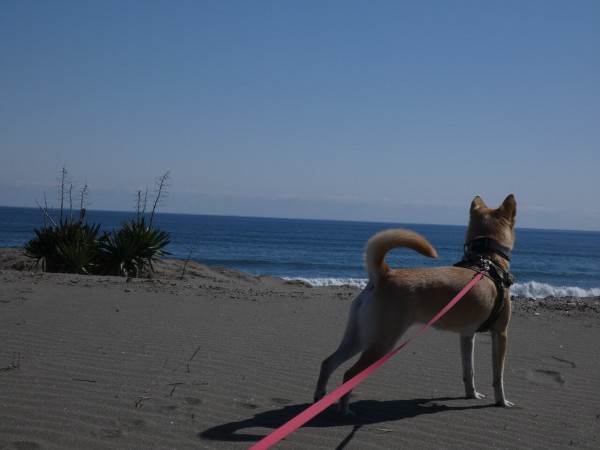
[233,397,292,409]
[534,369,565,385]
[100,428,123,439]
[100,418,146,438]
[550,356,576,368]
[525,355,575,386]
[12,443,41,450]
[235,399,258,409]
[185,397,202,405]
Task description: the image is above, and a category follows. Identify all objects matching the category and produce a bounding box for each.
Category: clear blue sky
[1,1,599,230]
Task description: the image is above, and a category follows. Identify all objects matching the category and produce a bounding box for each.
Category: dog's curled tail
[365,229,438,281]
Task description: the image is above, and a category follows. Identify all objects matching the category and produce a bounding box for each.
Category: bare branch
[149,171,171,228]
[35,198,58,227]
[43,192,49,227]
[79,182,89,210]
[78,182,89,224]
[180,241,197,279]
[143,188,148,218]
[136,190,142,222]
[58,166,69,223]
[68,175,75,224]
[135,188,149,223]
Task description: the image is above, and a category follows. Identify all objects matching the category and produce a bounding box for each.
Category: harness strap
[453,258,514,333]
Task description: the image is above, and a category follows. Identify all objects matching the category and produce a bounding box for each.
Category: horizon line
[2,204,599,234]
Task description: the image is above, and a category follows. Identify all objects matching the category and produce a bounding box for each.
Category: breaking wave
[284,277,600,299]
[511,281,600,299]
[283,277,368,289]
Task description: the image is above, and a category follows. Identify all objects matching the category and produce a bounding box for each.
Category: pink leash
[249,270,485,450]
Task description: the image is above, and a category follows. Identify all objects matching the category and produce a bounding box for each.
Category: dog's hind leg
[314,326,362,403]
[491,330,514,407]
[314,286,372,403]
[338,341,394,415]
[460,334,485,400]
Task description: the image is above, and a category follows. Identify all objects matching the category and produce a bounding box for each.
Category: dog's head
[465,194,517,250]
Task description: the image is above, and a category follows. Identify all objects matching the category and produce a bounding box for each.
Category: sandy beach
[1,248,599,449]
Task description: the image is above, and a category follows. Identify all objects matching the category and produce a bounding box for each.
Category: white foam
[282,277,368,289]
[283,277,600,299]
[511,281,600,299]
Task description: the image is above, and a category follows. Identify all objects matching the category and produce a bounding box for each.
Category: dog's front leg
[460,334,485,400]
[491,330,514,407]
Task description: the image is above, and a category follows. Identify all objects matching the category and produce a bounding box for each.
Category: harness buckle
[477,258,491,273]
[462,251,490,273]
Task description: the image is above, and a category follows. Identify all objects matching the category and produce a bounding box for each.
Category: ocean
[1,206,599,299]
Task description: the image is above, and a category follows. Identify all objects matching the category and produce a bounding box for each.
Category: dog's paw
[466,391,486,400]
[496,399,515,407]
[337,403,356,416]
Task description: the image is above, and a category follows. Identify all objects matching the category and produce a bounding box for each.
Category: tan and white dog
[314,195,517,414]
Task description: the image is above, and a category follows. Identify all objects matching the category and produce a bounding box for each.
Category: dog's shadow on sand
[199,397,494,445]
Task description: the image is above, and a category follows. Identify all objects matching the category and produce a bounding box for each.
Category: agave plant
[99,219,170,277]
[25,168,173,278]
[24,222,101,274]
[24,226,61,272]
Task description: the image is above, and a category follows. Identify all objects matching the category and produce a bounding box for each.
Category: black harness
[454,238,515,333]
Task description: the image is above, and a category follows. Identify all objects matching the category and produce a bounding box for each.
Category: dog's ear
[499,194,517,220]
[471,196,487,211]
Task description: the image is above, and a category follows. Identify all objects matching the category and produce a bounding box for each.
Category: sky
[1,1,599,231]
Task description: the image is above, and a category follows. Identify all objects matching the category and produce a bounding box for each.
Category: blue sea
[1,206,599,299]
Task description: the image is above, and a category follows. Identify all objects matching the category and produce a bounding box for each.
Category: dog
[314,195,517,415]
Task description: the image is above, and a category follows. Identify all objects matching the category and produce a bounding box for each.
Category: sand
[1,248,599,449]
